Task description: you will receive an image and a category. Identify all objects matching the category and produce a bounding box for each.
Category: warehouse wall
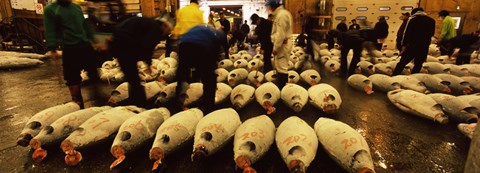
[420,0,480,36]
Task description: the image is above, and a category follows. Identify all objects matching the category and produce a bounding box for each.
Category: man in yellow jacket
[171,0,205,39]
[438,10,457,56]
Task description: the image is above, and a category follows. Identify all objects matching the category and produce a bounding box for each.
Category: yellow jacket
[172,3,205,38]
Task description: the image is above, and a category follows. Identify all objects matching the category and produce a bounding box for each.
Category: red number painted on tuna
[92,117,110,129]
[341,137,358,149]
[283,134,307,146]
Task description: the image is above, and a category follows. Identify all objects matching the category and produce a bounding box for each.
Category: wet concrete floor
[0,53,472,173]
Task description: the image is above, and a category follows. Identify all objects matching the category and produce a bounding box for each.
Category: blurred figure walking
[392,8,435,76]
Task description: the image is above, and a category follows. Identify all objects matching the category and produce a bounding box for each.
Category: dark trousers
[439,39,454,56]
[340,44,362,77]
[111,42,147,107]
[392,46,429,76]
[62,42,100,86]
[176,43,216,114]
[456,48,474,65]
[262,42,273,73]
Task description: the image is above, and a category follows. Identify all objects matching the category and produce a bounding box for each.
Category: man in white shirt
[267,0,293,89]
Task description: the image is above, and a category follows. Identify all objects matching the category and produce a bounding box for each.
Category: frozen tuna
[215,83,232,105]
[347,74,374,94]
[155,82,178,105]
[387,89,448,124]
[255,82,281,114]
[108,81,164,106]
[411,74,451,93]
[288,70,300,84]
[276,116,318,173]
[110,108,171,169]
[179,83,203,108]
[30,106,111,162]
[234,59,249,69]
[215,68,229,83]
[461,76,480,92]
[231,84,256,110]
[17,102,80,147]
[234,115,275,173]
[158,67,177,84]
[314,117,375,173]
[281,84,309,112]
[356,61,375,75]
[248,70,265,88]
[265,70,278,83]
[458,123,477,139]
[218,59,234,71]
[373,63,393,76]
[325,59,341,73]
[61,106,144,166]
[434,74,473,95]
[300,69,321,86]
[445,64,470,77]
[228,68,249,87]
[369,74,401,92]
[248,59,264,72]
[428,93,478,123]
[192,108,241,161]
[391,75,429,93]
[308,84,342,114]
[422,62,449,74]
[150,108,204,171]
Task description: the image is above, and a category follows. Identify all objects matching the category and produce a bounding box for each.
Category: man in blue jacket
[175,25,228,114]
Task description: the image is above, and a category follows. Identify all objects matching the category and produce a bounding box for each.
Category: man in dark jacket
[336,19,348,32]
[108,16,172,107]
[327,29,376,77]
[175,25,228,114]
[396,12,410,51]
[218,12,231,34]
[392,8,435,76]
[251,13,273,72]
[349,19,360,30]
[374,16,389,50]
[43,0,101,109]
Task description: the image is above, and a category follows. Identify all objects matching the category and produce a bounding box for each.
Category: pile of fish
[18,102,376,173]
[310,42,479,138]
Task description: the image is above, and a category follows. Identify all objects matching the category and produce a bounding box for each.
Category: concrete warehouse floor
[0,49,473,173]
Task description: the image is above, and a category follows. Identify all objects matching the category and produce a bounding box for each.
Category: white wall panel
[332,0,419,50]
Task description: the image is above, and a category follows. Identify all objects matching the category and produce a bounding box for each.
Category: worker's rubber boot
[68,85,84,109]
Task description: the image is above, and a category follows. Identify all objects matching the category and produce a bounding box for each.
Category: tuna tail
[191,144,208,162]
[64,150,82,166]
[243,167,257,173]
[150,147,165,171]
[363,85,374,95]
[17,133,34,147]
[110,145,126,170]
[32,148,48,162]
[235,155,252,170]
[30,139,47,162]
[263,101,276,114]
[288,160,306,173]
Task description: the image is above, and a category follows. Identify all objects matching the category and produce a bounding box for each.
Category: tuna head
[17,121,41,147]
[108,82,129,106]
[287,146,307,173]
[191,132,213,162]
[235,141,257,171]
[352,150,375,173]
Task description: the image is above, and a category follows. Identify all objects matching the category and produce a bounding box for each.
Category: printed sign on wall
[11,0,36,11]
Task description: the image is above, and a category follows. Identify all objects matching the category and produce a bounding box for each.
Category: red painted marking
[92,118,110,129]
[63,116,78,126]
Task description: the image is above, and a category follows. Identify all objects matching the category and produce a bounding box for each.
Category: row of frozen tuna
[108,80,342,115]
[17,102,375,173]
[346,73,478,137]
[346,73,480,95]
